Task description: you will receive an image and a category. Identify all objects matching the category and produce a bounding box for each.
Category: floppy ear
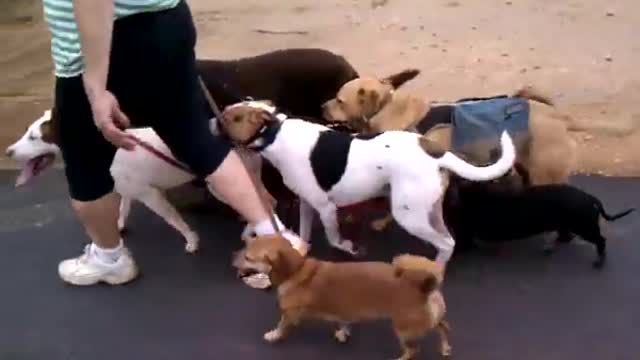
[40,114,58,144]
[264,245,304,285]
[40,121,53,141]
[381,69,421,89]
[357,87,381,107]
[420,272,440,294]
[265,249,280,265]
[249,109,274,125]
[220,109,233,124]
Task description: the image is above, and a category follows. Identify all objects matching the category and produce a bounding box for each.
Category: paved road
[1,170,638,360]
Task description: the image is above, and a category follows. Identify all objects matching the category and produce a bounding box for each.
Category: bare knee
[72,192,121,219]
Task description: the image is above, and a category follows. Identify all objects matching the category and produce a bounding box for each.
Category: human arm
[73,0,135,150]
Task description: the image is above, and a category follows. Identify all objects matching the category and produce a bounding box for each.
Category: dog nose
[5,147,14,157]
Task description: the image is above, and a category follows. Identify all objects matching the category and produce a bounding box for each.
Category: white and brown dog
[5,109,269,253]
[220,100,517,264]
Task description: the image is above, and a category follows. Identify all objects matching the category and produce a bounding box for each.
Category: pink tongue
[15,161,36,187]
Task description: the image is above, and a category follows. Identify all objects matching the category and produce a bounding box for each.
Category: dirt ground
[1,0,638,176]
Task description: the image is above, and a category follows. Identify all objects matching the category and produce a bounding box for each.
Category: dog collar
[245,113,285,151]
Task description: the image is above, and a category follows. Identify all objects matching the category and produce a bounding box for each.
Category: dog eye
[336,98,344,104]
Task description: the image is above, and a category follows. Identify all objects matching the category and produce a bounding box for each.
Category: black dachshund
[444,177,635,269]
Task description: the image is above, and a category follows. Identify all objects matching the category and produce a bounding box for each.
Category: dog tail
[598,202,635,222]
[437,131,516,182]
[513,85,555,106]
[392,254,443,295]
[382,69,421,89]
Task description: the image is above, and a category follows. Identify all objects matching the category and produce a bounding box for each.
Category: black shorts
[55,0,231,202]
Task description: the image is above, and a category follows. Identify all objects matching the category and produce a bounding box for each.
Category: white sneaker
[58,244,139,286]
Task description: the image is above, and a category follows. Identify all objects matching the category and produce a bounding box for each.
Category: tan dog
[323,72,576,186]
[322,69,426,133]
[324,72,577,231]
[233,234,451,360]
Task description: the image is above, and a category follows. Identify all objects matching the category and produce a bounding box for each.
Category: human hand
[88,89,136,150]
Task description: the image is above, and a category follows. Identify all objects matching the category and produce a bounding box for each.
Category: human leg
[55,76,137,286]
[127,1,306,251]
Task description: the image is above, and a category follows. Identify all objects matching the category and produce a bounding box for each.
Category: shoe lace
[78,244,93,264]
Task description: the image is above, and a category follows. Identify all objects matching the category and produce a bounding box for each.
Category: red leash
[116,76,281,237]
[126,134,192,174]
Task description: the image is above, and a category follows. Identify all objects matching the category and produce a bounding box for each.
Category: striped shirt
[43,0,180,78]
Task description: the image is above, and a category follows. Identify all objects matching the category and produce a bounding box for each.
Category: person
[43,0,303,286]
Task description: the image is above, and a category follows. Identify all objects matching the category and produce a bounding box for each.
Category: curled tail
[392,254,444,294]
[437,131,516,181]
[598,202,635,222]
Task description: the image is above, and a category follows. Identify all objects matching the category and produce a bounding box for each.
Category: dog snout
[5,147,14,158]
[322,104,333,121]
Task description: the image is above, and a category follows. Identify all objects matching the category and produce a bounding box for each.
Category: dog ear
[39,107,59,144]
[420,272,440,294]
[381,69,421,89]
[261,109,276,122]
[265,245,304,285]
[263,247,280,265]
[249,109,274,125]
[40,120,54,143]
[220,108,234,124]
[357,87,381,106]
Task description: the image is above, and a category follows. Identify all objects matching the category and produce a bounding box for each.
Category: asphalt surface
[1,169,638,360]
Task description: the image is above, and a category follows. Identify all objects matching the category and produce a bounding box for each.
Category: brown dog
[233,235,451,360]
[322,72,577,186]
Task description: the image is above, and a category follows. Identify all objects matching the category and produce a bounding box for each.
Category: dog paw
[370,216,392,232]
[542,244,556,256]
[334,326,351,343]
[184,232,200,253]
[331,239,360,256]
[353,244,367,258]
[370,219,387,232]
[264,328,284,343]
[441,344,453,358]
[592,257,606,270]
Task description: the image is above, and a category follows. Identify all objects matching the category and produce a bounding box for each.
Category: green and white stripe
[43,0,180,78]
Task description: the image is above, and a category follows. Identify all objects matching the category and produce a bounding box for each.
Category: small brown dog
[233,235,451,360]
[322,71,577,186]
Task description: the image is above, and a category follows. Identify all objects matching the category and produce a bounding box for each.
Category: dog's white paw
[441,343,453,357]
[334,326,351,343]
[264,328,283,343]
[184,232,200,253]
[331,239,358,256]
[542,241,556,255]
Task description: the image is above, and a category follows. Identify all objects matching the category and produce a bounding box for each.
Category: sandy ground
[1,0,638,176]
